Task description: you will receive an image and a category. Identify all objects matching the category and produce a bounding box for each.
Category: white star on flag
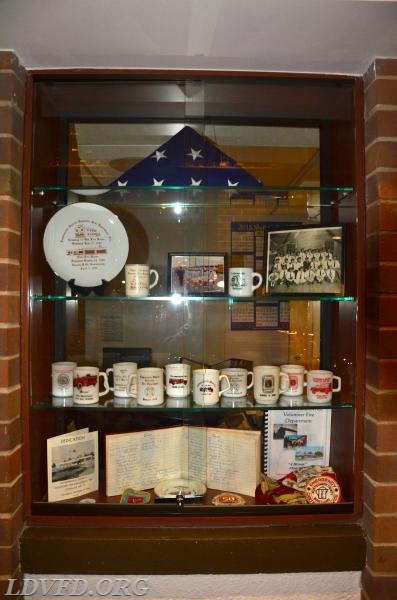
[190,178,202,186]
[152,150,167,162]
[227,180,239,187]
[153,178,165,186]
[187,148,203,161]
[117,180,128,187]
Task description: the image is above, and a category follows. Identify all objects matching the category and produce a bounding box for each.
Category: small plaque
[120,488,151,504]
[211,493,246,506]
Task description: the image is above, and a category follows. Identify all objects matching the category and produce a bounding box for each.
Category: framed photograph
[168,253,226,296]
[266,225,344,296]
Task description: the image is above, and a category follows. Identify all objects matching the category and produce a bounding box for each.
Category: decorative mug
[106,362,137,398]
[192,368,231,406]
[306,369,342,404]
[136,367,164,406]
[51,361,77,397]
[164,363,191,398]
[220,368,253,398]
[125,264,159,297]
[279,364,308,397]
[253,365,289,405]
[73,366,109,405]
[229,267,263,297]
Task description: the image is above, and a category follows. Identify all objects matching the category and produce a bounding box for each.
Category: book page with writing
[205,428,261,497]
[106,426,186,496]
[185,426,207,482]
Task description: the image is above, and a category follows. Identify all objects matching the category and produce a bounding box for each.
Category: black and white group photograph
[266,226,344,295]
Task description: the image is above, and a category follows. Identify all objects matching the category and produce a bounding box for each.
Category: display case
[22,73,364,525]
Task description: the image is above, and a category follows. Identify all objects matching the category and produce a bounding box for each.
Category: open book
[106,426,261,498]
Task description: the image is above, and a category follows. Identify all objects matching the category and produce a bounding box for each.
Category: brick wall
[362,58,397,600]
[0,51,25,597]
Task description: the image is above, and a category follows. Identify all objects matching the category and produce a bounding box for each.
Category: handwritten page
[206,428,261,497]
[106,427,185,496]
[106,425,261,497]
[186,426,207,482]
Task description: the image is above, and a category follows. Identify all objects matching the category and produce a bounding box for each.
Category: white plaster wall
[24,572,361,600]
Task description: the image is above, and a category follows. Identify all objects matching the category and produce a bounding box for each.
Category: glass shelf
[32,184,353,192]
[31,294,357,302]
[31,185,354,209]
[32,394,354,411]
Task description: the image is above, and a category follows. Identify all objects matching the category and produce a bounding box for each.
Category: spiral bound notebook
[263,408,332,480]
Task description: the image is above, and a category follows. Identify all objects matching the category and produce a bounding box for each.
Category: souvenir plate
[154,478,206,499]
[43,203,129,287]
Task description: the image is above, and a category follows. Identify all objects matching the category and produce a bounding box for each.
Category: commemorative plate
[43,202,129,287]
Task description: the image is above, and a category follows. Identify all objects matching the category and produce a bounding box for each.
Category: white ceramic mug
[73,366,109,404]
[125,264,159,297]
[51,361,77,397]
[220,368,253,398]
[306,369,342,404]
[253,365,289,404]
[280,364,308,397]
[106,362,137,398]
[228,267,263,297]
[192,368,231,406]
[136,367,164,406]
[165,363,191,398]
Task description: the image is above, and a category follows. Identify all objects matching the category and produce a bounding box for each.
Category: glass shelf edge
[32,185,354,193]
[31,399,354,411]
[31,294,357,302]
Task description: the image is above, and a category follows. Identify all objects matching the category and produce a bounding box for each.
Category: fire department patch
[305,475,341,504]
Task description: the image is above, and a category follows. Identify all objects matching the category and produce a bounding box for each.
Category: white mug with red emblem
[306,369,342,404]
[280,364,307,397]
[165,363,191,398]
[73,366,109,404]
[193,368,231,406]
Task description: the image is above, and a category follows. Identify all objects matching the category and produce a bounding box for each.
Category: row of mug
[125,263,263,297]
[52,362,341,405]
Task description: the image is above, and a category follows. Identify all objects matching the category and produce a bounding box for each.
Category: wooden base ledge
[20,524,366,575]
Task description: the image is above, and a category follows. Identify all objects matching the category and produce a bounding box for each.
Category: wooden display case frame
[20,70,366,574]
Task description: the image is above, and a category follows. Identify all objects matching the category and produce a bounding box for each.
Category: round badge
[305,475,341,504]
[211,493,246,506]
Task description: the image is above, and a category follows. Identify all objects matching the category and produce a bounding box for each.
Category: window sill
[20,524,366,574]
